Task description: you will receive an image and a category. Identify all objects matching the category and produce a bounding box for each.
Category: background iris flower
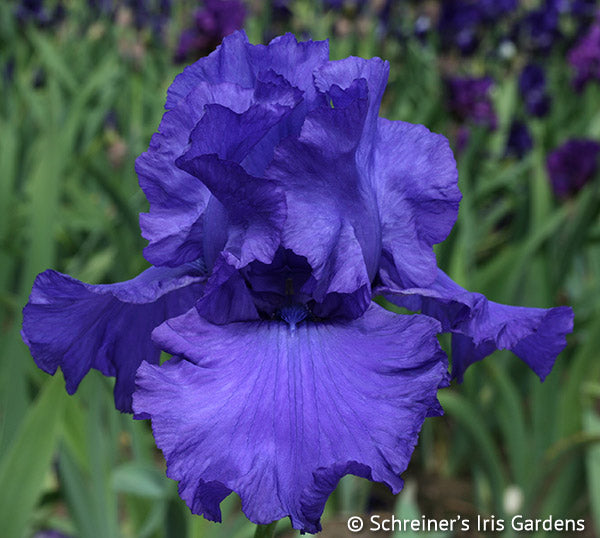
[22,31,573,533]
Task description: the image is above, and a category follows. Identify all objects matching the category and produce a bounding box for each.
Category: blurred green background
[1,0,599,536]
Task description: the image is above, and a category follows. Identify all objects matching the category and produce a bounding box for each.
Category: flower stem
[253,521,278,538]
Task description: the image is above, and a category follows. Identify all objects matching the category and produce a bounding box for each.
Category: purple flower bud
[438,0,482,55]
[15,0,64,28]
[518,5,561,54]
[446,76,497,129]
[547,139,600,197]
[519,63,551,117]
[506,120,533,159]
[478,0,518,21]
[546,0,570,13]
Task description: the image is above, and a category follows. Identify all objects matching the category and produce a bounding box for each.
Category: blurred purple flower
[506,120,533,159]
[570,0,598,17]
[546,0,571,13]
[322,0,368,10]
[518,4,561,54]
[127,0,171,37]
[438,0,482,55]
[15,0,64,28]
[174,0,246,63]
[446,76,497,128]
[519,63,551,117]
[547,139,600,197]
[479,0,518,21]
[568,16,600,91]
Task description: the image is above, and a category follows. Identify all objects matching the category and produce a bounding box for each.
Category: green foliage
[0,376,66,537]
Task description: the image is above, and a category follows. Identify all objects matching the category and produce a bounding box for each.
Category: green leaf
[438,391,507,514]
[584,398,600,532]
[111,462,170,499]
[0,376,66,537]
[253,521,278,538]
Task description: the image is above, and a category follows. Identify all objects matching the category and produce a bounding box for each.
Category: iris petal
[137,80,254,267]
[381,269,574,381]
[375,119,461,289]
[22,266,204,411]
[314,55,389,158]
[166,32,329,111]
[134,304,447,532]
[265,80,380,316]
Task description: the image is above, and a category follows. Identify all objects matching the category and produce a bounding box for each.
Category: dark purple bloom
[519,63,551,117]
[546,0,570,13]
[23,31,573,533]
[15,0,48,25]
[506,120,533,159]
[174,0,246,63]
[570,0,597,17]
[546,139,600,197]
[518,5,561,54]
[446,76,497,128]
[478,0,518,21]
[438,0,482,55]
[126,0,171,37]
[15,0,64,28]
[568,17,600,91]
[321,0,368,10]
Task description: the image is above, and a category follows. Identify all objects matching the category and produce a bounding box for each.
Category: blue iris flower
[22,32,574,533]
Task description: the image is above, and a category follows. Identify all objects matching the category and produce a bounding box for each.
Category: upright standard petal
[136,80,254,267]
[134,305,447,533]
[374,119,461,289]
[139,65,302,270]
[175,154,286,270]
[313,55,390,157]
[381,269,574,382]
[166,31,329,110]
[264,80,380,317]
[22,266,204,412]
